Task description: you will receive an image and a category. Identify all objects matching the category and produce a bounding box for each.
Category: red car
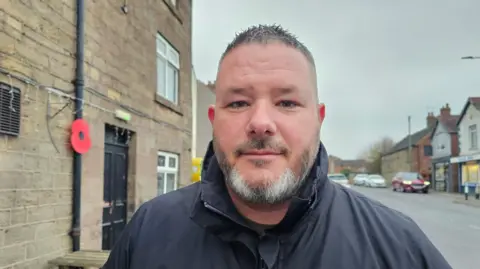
[392,172,430,193]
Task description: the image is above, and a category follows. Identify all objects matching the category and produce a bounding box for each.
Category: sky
[191,0,480,159]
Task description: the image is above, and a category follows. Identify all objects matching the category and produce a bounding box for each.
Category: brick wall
[450,133,460,191]
[413,134,432,179]
[0,0,191,268]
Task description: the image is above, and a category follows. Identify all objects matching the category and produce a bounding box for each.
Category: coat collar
[190,140,333,237]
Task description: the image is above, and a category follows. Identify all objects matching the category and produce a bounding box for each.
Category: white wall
[458,104,480,156]
[431,122,452,158]
[191,67,198,159]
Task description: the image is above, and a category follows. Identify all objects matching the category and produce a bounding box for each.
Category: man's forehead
[218,42,311,70]
[215,43,315,94]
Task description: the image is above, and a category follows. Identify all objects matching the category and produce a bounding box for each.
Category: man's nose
[245,102,277,138]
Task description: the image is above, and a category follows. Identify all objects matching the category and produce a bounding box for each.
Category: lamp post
[461,56,480,60]
[408,116,412,172]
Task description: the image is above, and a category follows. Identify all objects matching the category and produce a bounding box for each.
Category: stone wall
[0,0,192,268]
[381,149,410,182]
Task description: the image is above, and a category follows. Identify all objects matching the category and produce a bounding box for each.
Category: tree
[358,136,395,174]
[340,168,352,178]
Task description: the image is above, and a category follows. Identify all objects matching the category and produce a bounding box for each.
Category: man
[103,24,452,269]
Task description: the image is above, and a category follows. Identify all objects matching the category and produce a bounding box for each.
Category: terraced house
[0,0,192,268]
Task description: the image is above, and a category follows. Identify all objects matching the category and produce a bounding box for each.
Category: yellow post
[192,157,203,183]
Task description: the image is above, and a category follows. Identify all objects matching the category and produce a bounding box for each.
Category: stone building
[328,155,367,175]
[381,106,458,183]
[381,115,436,183]
[0,0,192,268]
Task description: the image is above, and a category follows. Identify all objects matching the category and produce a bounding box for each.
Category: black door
[102,125,129,250]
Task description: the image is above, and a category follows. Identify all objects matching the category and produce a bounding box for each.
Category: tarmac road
[352,186,480,269]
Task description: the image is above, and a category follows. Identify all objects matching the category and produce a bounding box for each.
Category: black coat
[103,142,452,269]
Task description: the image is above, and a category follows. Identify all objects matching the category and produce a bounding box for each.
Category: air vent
[0,82,21,136]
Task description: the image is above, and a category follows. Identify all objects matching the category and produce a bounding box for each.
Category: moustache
[234,138,289,157]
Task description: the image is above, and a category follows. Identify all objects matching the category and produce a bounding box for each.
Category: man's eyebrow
[275,86,297,95]
[222,86,301,97]
[225,87,250,95]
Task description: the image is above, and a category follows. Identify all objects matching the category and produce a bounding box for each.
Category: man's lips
[241,150,282,156]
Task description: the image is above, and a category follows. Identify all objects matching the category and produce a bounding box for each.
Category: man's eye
[227,101,249,109]
[278,100,298,108]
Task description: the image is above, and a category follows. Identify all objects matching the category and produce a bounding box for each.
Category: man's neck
[227,187,290,226]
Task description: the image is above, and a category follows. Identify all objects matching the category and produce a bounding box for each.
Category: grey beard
[214,140,316,205]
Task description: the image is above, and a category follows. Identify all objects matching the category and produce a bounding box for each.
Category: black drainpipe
[71,0,85,252]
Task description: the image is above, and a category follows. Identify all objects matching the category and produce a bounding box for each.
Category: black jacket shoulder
[324,184,452,269]
[102,183,202,269]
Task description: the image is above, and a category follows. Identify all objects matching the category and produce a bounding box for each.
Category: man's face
[209,42,325,205]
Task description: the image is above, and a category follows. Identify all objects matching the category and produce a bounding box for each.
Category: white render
[458,103,480,156]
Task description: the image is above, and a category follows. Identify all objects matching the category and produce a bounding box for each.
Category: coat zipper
[203,202,252,230]
[205,202,275,269]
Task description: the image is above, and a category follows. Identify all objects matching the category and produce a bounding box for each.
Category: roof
[430,115,460,139]
[197,80,215,93]
[457,97,480,126]
[384,127,433,156]
[328,155,342,161]
[443,116,460,132]
[338,159,366,168]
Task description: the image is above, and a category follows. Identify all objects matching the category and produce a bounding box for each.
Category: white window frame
[156,33,180,105]
[469,124,478,150]
[157,151,179,195]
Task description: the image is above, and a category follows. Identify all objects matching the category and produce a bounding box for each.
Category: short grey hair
[220,24,318,94]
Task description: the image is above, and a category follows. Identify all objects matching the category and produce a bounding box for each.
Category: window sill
[163,0,183,24]
[155,94,183,116]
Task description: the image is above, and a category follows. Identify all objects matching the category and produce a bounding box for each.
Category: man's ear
[208,105,215,124]
[318,103,325,123]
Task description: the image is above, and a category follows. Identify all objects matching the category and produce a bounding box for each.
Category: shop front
[450,154,480,194]
[431,157,449,192]
[431,156,459,193]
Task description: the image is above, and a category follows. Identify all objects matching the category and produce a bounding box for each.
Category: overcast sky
[191,0,480,159]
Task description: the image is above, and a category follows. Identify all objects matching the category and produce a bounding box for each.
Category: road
[353,186,480,269]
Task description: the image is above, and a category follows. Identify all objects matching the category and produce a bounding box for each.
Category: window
[469,124,478,149]
[157,151,179,195]
[423,145,432,156]
[156,33,180,104]
[170,0,177,7]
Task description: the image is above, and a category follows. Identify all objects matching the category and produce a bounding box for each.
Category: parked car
[391,172,430,193]
[328,173,351,188]
[353,174,369,185]
[364,174,386,188]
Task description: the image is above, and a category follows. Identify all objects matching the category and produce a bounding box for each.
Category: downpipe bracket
[69,227,81,237]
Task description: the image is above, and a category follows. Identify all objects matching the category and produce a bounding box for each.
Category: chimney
[206,81,216,92]
[426,112,436,128]
[440,103,451,119]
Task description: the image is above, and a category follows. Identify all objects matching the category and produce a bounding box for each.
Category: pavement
[352,186,480,269]
[452,196,480,208]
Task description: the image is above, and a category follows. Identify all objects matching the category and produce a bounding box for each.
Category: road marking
[468,224,480,230]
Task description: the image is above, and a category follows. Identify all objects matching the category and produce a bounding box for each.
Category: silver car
[365,174,387,188]
[353,174,369,186]
[328,173,352,188]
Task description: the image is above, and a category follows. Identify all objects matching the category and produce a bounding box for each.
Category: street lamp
[461,56,480,60]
